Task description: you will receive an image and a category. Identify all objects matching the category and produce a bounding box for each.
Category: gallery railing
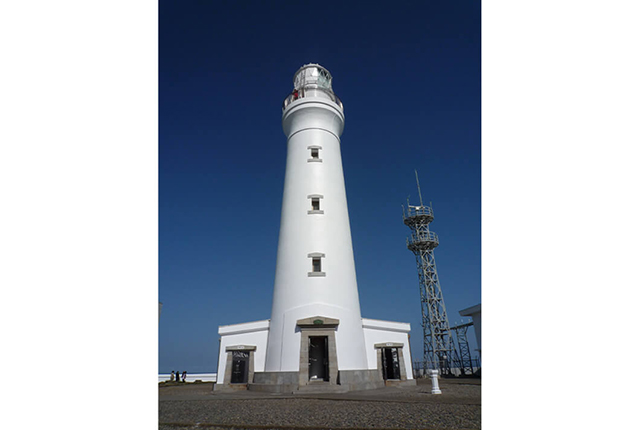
[282,87,343,111]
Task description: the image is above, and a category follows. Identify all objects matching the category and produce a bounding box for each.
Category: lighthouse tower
[265,64,368,375]
[214,64,415,393]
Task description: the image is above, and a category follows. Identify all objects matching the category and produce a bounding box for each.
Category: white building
[215,64,415,393]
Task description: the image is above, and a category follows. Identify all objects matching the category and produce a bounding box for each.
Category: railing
[412,359,481,378]
[404,205,433,219]
[407,231,439,247]
[282,87,343,111]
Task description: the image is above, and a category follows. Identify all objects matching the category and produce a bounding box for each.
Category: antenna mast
[415,170,424,207]
[403,173,458,375]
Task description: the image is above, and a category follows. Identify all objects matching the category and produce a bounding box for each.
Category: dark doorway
[308,336,329,381]
[381,347,401,380]
[230,351,250,383]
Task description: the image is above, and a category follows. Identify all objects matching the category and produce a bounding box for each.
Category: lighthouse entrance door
[308,336,329,381]
[381,347,401,380]
[230,351,250,383]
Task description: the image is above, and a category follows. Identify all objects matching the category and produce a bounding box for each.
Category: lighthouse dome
[293,63,333,92]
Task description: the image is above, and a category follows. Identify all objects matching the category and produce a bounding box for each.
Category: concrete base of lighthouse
[248,370,385,394]
[215,317,414,393]
[249,316,384,393]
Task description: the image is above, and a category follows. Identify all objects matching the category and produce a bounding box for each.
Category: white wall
[362,318,413,380]
[267,92,369,372]
[471,312,481,354]
[216,320,270,384]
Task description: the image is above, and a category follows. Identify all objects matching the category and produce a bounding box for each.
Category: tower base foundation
[337,369,386,391]
[243,370,385,394]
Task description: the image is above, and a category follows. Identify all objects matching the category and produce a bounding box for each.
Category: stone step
[295,383,349,394]
[248,383,298,393]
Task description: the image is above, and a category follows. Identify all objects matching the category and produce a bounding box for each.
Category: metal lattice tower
[450,322,474,375]
[403,172,457,375]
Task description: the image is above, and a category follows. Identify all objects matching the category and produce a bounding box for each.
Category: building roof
[459,303,481,316]
[362,318,411,333]
[218,319,270,335]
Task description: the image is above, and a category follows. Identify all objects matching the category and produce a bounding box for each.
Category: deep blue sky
[159,0,481,373]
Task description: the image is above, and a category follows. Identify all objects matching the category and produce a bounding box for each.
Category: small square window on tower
[308,253,326,277]
[307,146,322,162]
[307,194,324,214]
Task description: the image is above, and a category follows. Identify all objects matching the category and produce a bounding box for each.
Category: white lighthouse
[215,64,415,392]
[265,64,369,374]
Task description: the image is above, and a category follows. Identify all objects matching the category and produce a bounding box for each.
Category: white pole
[429,369,442,394]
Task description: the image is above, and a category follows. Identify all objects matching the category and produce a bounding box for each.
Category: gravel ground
[159,379,480,430]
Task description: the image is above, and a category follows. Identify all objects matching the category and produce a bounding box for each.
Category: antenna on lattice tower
[414,170,424,207]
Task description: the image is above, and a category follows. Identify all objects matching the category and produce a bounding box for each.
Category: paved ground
[159,378,481,430]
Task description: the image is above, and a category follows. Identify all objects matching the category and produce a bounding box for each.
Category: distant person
[176,371,180,383]
[182,371,187,382]
[170,371,175,382]
[293,89,299,100]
